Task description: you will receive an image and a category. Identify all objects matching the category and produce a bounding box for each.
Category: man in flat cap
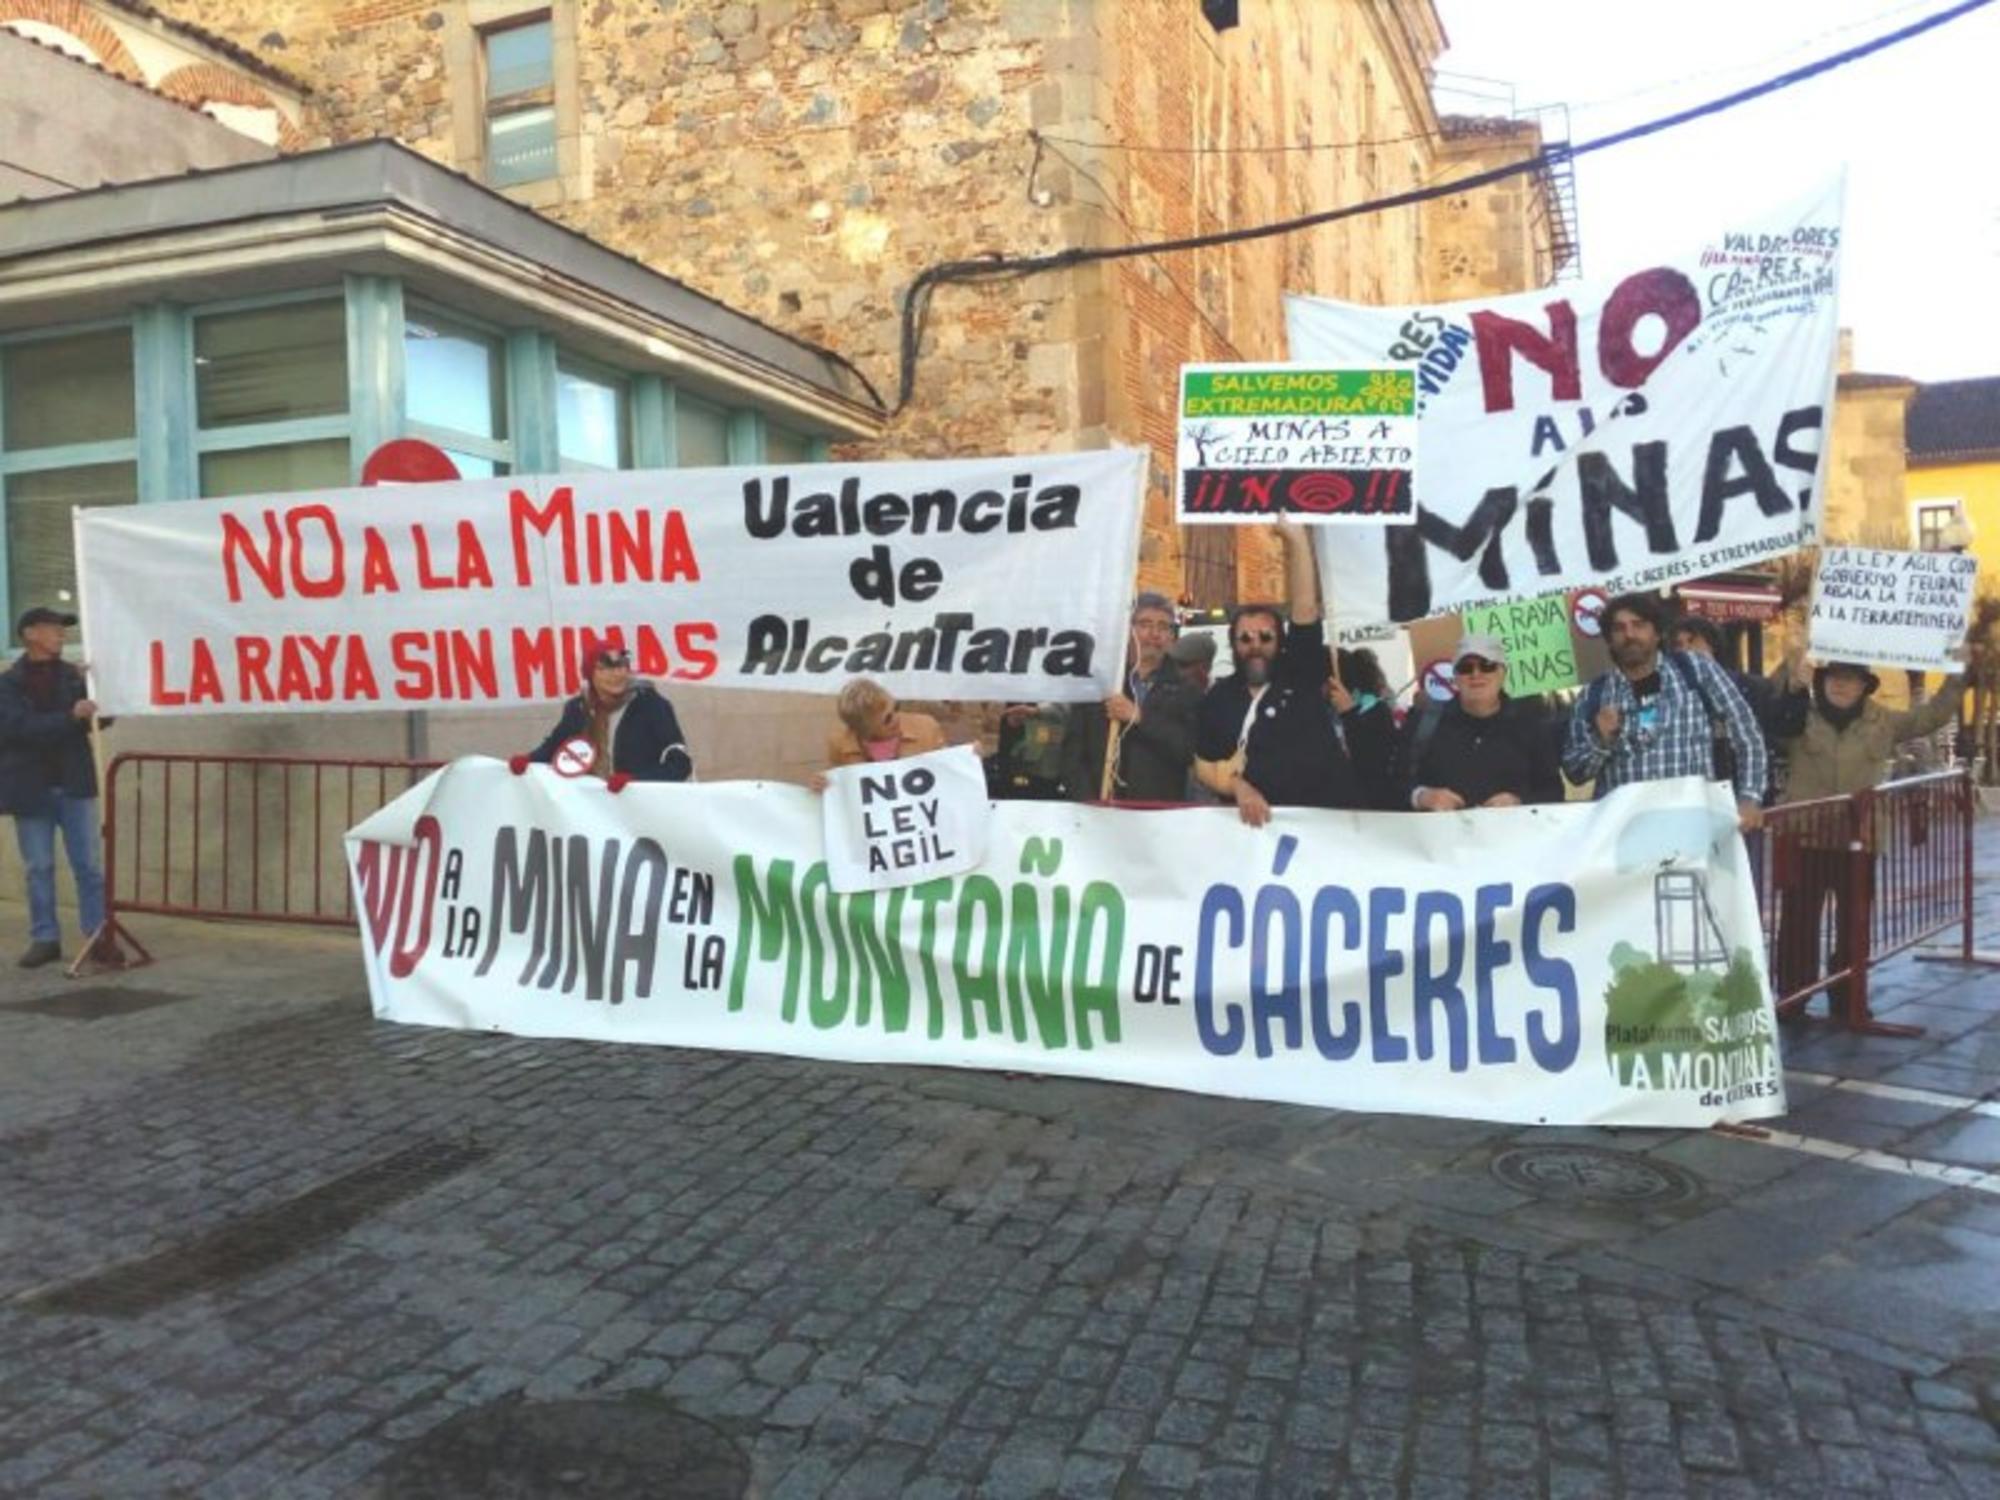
[0,607,119,968]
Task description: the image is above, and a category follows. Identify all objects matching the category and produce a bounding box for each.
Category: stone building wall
[155,0,1556,608]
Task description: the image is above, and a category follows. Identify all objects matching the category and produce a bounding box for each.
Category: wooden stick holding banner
[1100,614,1134,802]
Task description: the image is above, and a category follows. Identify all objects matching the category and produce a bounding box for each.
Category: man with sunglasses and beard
[1194,519,1361,826]
[513,643,694,789]
[1401,635,1563,811]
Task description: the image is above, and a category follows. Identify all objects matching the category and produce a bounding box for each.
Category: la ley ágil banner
[74,450,1146,715]
[347,761,1785,1129]
[1286,178,1843,634]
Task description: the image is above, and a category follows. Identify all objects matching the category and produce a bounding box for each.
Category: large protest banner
[74,451,1147,715]
[348,761,1784,1128]
[1809,545,1977,672]
[1285,179,1843,636]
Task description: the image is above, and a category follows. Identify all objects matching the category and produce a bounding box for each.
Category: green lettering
[1006,881,1071,1048]
[729,854,801,1016]
[953,875,1005,1039]
[1071,880,1126,1048]
[844,888,911,1033]
[800,863,851,1030]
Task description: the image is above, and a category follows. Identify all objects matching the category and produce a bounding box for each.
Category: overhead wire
[895,0,1994,411]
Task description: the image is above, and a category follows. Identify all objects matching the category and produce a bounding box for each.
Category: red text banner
[75,451,1147,715]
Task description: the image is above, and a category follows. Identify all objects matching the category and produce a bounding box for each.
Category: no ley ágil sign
[822,746,990,894]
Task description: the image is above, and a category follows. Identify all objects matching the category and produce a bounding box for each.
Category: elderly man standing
[0,606,119,969]
[1564,592,1768,830]
[1402,634,1563,811]
[1065,591,1197,804]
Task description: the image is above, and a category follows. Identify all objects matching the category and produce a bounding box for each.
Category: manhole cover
[1491,1144,1700,1205]
[375,1396,750,1499]
[4,986,189,1021]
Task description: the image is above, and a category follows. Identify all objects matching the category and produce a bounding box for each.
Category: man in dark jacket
[1065,592,1197,803]
[1,607,117,968]
[512,644,693,788]
[1399,634,1564,811]
[1194,519,1363,824]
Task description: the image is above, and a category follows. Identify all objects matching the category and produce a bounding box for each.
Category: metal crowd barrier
[1759,768,1981,1037]
[97,754,442,964]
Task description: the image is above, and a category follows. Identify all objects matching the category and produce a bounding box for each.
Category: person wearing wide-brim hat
[1769,653,1967,1006]
[0,607,121,969]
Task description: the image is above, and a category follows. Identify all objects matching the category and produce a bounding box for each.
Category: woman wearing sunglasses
[1400,635,1563,811]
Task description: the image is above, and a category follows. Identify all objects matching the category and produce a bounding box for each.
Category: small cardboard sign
[1177,364,1418,524]
[1808,546,1975,673]
[1460,592,1579,697]
[822,745,990,894]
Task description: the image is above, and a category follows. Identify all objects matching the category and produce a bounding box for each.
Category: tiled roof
[1907,376,2000,463]
[102,0,312,95]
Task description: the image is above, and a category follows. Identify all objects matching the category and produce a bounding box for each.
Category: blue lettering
[1308,886,1363,1060]
[1250,882,1302,1059]
[1523,883,1580,1071]
[1473,883,1518,1064]
[1411,891,1469,1072]
[1195,884,1245,1056]
[1367,887,1410,1063]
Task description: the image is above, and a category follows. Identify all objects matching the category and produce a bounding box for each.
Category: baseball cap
[16,606,77,635]
[1168,631,1217,666]
[590,645,632,668]
[1452,633,1507,669]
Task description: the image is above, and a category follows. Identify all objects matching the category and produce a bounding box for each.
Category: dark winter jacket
[1397,698,1564,810]
[0,655,98,816]
[529,682,694,781]
[1065,657,1198,803]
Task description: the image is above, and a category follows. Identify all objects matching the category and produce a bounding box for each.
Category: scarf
[584,687,629,780]
[1815,694,1866,733]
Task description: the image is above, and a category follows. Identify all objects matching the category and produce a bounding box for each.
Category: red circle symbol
[1285,472,1357,514]
[362,439,461,487]
[1419,658,1457,703]
[551,737,597,779]
[1571,588,1609,638]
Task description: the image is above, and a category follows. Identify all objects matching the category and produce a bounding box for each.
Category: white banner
[1809,545,1976,672]
[74,451,1147,715]
[347,761,1785,1128]
[822,745,989,894]
[1286,179,1843,633]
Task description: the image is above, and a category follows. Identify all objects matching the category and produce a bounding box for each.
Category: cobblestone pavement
[1,832,1997,1498]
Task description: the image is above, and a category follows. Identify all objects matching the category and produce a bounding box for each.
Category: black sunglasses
[1454,657,1501,676]
[1234,629,1277,646]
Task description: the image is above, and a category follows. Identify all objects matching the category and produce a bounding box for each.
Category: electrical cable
[895,0,1993,411]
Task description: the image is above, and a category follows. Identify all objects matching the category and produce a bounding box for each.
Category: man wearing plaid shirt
[1564,592,1768,832]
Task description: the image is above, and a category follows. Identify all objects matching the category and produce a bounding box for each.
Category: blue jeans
[13,792,104,945]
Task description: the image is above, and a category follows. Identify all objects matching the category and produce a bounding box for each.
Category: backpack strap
[1666,650,1725,728]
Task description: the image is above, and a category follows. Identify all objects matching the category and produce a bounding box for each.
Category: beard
[1238,655,1273,687]
[1609,638,1654,670]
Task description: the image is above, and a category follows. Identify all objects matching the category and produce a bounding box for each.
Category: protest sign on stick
[1178,364,1417,524]
[1807,545,1976,672]
[1458,592,1578,696]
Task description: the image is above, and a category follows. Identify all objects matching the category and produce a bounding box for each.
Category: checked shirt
[1563,650,1768,803]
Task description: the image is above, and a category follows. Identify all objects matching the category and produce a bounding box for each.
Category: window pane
[405,314,506,439]
[195,301,347,429]
[6,462,137,617]
[557,364,627,469]
[2,329,134,449]
[443,450,505,479]
[200,439,351,498]
[489,104,557,186]
[676,397,729,468]
[485,17,552,98]
[765,425,814,465]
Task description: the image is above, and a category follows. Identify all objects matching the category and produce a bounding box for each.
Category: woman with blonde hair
[808,677,947,790]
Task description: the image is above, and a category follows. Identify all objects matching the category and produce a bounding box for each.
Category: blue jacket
[0,655,98,816]
[529,682,693,782]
